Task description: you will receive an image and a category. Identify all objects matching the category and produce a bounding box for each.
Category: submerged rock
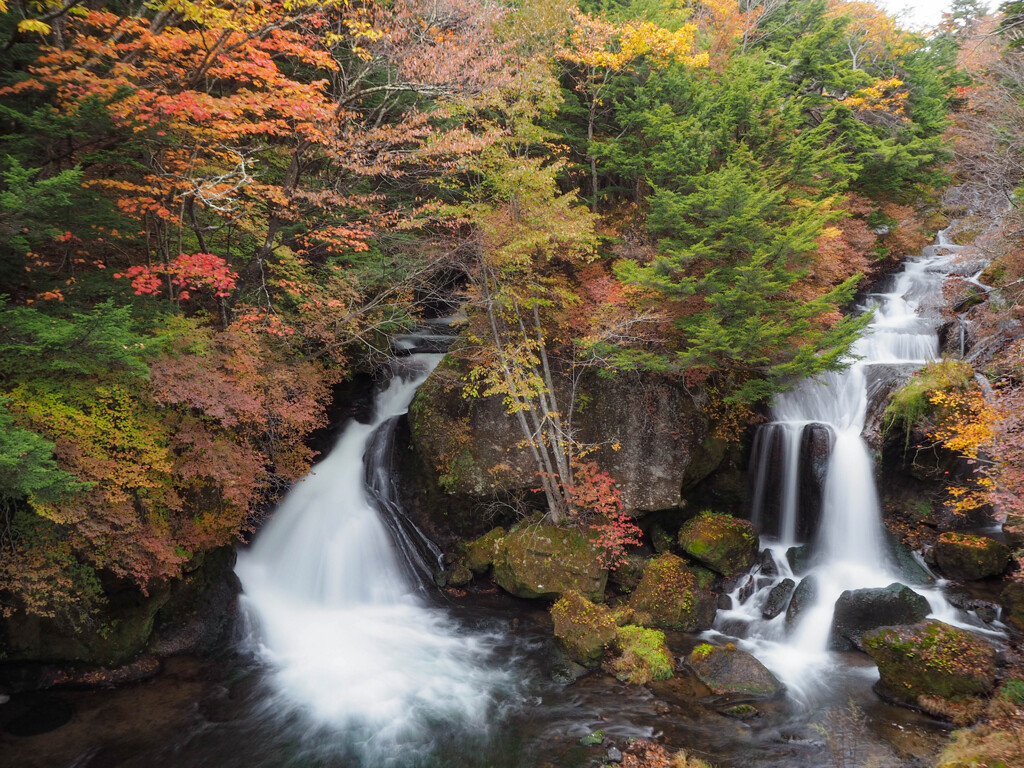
[861,621,997,704]
[605,625,674,685]
[686,643,783,697]
[677,511,759,576]
[762,578,796,620]
[829,583,931,651]
[550,591,618,666]
[934,533,1011,580]
[628,553,716,631]
[492,526,607,601]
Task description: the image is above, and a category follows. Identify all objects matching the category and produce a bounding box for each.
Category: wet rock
[934,533,1011,580]
[492,526,607,601]
[686,643,783,697]
[722,704,759,719]
[677,511,759,576]
[786,575,818,625]
[828,583,931,651]
[628,553,716,631]
[649,524,675,555]
[578,729,605,746]
[758,549,779,578]
[797,424,833,541]
[762,578,796,620]
[1000,581,1024,631]
[717,594,733,610]
[737,575,757,604]
[605,626,674,685]
[550,591,618,667]
[550,657,589,685]
[785,544,814,575]
[862,621,997,705]
[462,527,506,573]
[447,563,473,587]
[606,746,623,763]
[882,529,934,586]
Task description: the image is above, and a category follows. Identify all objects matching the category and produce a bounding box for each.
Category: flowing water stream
[718,230,1004,701]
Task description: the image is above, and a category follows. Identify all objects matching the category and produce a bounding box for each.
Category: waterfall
[720,230,996,697]
[235,352,515,764]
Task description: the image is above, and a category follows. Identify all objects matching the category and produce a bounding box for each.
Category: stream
[0,231,1004,768]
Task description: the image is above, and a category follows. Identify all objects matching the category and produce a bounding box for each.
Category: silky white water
[724,231,997,700]
[235,354,514,763]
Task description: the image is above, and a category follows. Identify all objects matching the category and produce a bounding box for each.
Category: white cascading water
[235,351,514,764]
[717,231,1000,698]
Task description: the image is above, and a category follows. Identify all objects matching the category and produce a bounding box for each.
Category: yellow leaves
[846,77,909,117]
[558,9,707,77]
[17,18,52,35]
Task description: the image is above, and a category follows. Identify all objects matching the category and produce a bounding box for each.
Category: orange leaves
[114,253,238,300]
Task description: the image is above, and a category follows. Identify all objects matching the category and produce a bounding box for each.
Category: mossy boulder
[1000,580,1024,631]
[829,583,931,651]
[462,527,506,573]
[862,621,997,705]
[628,553,716,631]
[934,533,1011,581]
[609,554,648,593]
[492,526,607,601]
[686,643,783,697]
[550,591,618,666]
[604,625,674,685]
[677,512,759,576]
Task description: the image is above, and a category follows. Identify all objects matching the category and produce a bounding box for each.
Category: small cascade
[720,230,1001,698]
[235,352,516,764]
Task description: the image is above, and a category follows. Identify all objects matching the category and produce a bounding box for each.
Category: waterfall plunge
[235,354,516,764]
[721,231,987,698]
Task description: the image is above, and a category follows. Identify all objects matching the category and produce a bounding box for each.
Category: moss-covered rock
[934,533,1011,581]
[627,553,716,631]
[447,562,473,587]
[604,625,674,685]
[829,583,931,651]
[1000,580,1024,631]
[550,590,618,666]
[686,643,783,697]
[609,554,648,593]
[462,527,506,573]
[492,526,607,601]
[677,511,759,576]
[862,621,997,705]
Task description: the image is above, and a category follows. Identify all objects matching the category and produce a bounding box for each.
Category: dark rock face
[786,575,818,625]
[797,424,833,541]
[828,583,931,651]
[762,579,796,620]
[628,553,716,632]
[0,547,239,692]
[686,643,783,697]
[785,544,814,575]
[934,533,1011,580]
[862,621,997,705]
[999,581,1024,631]
[491,526,607,602]
[408,362,716,516]
[677,512,759,576]
[882,530,934,586]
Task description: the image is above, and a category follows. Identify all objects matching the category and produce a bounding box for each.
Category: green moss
[606,625,674,684]
[628,553,706,630]
[550,590,618,666]
[462,527,506,573]
[997,679,1024,706]
[884,360,975,447]
[677,511,758,576]
[690,643,715,662]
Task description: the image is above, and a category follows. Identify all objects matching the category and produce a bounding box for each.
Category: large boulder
[408,362,716,515]
[934,533,1011,581]
[829,583,931,651]
[462,527,506,573]
[797,423,833,541]
[762,578,796,620]
[627,553,716,631]
[492,526,607,601]
[677,512,759,576]
[862,621,997,704]
[687,643,783,697]
[1000,580,1024,631]
[550,591,618,666]
[605,625,675,685]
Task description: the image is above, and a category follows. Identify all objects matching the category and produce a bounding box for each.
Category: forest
[1,1,1023,767]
